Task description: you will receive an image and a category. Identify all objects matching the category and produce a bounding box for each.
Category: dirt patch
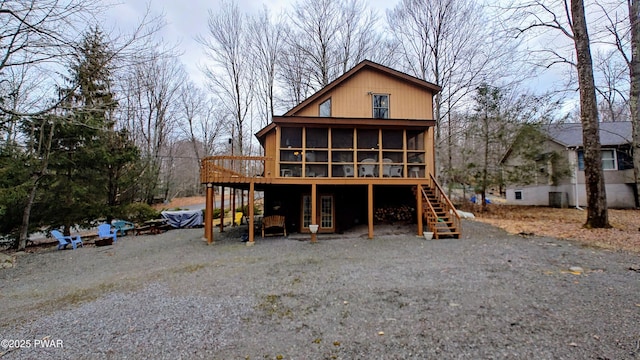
[152,196,206,210]
[470,205,640,253]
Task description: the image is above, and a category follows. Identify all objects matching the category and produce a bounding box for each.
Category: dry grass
[471,205,640,253]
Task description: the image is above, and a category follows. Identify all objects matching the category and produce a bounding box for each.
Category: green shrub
[235,204,262,216]
[120,203,160,223]
[210,208,230,218]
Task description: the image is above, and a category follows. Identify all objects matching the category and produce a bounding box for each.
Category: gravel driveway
[1,220,639,359]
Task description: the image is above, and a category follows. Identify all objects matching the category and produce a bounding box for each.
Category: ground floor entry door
[302,194,335,233]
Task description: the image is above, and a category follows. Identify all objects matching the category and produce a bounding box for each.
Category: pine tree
[40,27,138,235]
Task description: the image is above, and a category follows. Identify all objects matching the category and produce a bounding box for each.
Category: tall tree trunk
[571,0,610,228]
[19,175,41,251]
[629,0,640,208]
[481,109,489,212]
[18,120,55,250]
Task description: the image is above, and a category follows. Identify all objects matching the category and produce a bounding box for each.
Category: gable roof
[545,121,632,147]
[500,121,632,164]
[283,59,441,117]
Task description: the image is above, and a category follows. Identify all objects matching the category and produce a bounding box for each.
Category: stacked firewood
[374,205,415,224]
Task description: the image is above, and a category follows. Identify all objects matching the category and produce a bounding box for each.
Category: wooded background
[1,0,636,247]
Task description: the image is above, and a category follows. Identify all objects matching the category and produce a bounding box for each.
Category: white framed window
[302,195,312,228]
[320,195,333,228]
[319,98,331,117]
[514,190,523,200]
[601,149,616,170]
[373,94,389,119]
[577,149,618,170]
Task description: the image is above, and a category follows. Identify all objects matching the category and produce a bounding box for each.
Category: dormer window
[319,98,331,117]
[373,94,389,119]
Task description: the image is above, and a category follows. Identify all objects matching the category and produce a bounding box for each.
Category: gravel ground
[1,220,639,359]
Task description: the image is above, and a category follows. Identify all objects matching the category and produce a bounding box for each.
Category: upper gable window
[373,94,389,119]
[319,98,331,117]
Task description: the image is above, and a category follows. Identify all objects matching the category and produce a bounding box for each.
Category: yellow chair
[234,212,244,226]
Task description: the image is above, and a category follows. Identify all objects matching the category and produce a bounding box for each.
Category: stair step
[421,186,461,239]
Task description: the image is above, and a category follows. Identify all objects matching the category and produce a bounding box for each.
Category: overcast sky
[104,0,399,87]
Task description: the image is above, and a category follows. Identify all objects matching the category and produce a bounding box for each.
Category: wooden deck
[200,155,461,243]
[200,155,434,187]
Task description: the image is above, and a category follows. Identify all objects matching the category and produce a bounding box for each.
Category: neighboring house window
[577,151,584,170]
[601,149,616,170]
[515,190,522,200]
[373,94,389,119]
[617,150,634,170]
[577,149,618,170]
[319,98,331,117]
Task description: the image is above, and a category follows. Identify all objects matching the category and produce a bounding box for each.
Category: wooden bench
[261,215,286,238]
[135,220,172,235]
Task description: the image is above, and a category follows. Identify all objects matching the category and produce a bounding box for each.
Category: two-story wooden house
[200,60,460,243]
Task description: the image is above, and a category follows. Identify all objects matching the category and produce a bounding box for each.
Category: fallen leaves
[472,206,640,253]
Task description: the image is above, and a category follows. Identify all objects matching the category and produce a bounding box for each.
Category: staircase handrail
[428,174,461,232]
[420,186,439,233]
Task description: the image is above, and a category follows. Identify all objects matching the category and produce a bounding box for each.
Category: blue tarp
[161,210,203,228]
[470,195,491,204]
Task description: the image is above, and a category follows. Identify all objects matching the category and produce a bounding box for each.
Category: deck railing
[200,155,435,183]
[200,156,273,183]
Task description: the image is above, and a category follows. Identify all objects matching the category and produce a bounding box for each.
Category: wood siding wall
[293,68,434,119]
[264,128,277,177]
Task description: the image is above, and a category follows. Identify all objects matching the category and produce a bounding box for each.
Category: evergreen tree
[38,27,139,235]
[502,124,572,187]
[466,85,517,211]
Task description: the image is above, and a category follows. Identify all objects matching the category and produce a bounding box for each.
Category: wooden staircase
[421,175,461,239]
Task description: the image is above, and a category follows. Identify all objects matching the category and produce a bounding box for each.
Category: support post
[248,181,255,244]
[231,188,236,227]
[205,184,213,244]
[417,184,423,236]
[220,187,225,232]
[367,183,374,239]
[241,189,246,224]
[311,183,317,243]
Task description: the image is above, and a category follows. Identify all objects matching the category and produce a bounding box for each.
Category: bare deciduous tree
[285,0,380,91]
[248,7,285,127]
[278,38,314,109]
[288,0,343,88]
[571,0,610,227]
[593,49,629,122]
[178,81,207,160]
[387,0,519,193]
[629,0,640,207]
[198,0,253,156]
[507,0,610,227]
[335,0,381,74]
[598,0,640,207]
[119,51,186,202]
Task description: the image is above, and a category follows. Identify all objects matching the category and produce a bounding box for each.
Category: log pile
[374,205,415,224]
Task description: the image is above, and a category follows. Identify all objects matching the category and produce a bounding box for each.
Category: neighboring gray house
[501,122,635,209]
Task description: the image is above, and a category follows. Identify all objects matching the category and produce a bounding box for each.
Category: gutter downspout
[571,147,584,210]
